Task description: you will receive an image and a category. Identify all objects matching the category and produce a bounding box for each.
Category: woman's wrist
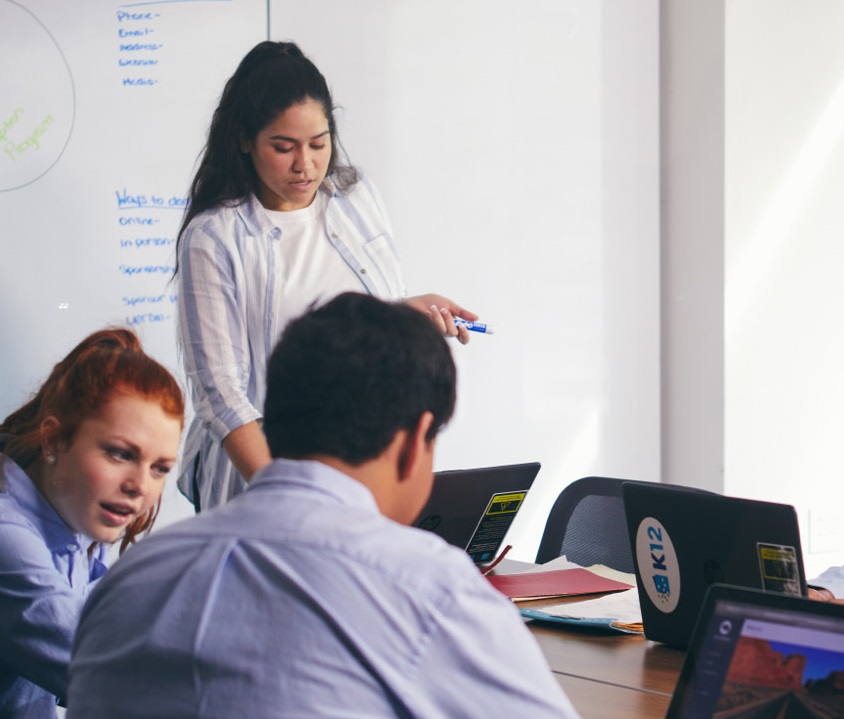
[807,583,836,602]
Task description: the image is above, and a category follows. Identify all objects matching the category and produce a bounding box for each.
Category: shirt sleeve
[810,565,844,598]
[177,219,263,443]
[0,520,85,697]
[356,175,407,300]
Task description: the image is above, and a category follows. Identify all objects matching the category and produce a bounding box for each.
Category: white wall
[660,0,725,494]
[272,0,660,560]
[661,0,844,580]
[725,0,844,578]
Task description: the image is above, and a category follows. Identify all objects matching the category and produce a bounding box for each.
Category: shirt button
[360,268,367,275]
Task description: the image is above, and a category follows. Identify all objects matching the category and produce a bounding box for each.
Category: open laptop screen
[413,462,540,564]
[667,584,844,719]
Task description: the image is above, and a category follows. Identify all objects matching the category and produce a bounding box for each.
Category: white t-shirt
[264,191,362,322]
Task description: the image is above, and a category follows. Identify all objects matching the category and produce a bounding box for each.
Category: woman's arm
[222,421,273,481]
[177,221,264,455]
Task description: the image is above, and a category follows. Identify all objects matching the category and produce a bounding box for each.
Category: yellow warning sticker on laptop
[486,492,527,515]
[466,491,527,563]
[757,543,801,596]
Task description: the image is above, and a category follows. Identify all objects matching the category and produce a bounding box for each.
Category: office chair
[534,476,654,572]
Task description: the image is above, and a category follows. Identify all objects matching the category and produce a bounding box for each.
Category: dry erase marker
[454,319,494,334]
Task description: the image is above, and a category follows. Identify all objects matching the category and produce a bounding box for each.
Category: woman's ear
[239,133,251,155]
[39,416,62,464]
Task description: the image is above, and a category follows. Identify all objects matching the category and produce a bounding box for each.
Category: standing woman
[176,40,476,510]
[0,328,184,718]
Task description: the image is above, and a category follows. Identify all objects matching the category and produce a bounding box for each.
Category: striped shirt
[176,175,406,509]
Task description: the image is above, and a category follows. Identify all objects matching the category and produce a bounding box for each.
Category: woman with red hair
[0,328,184,718]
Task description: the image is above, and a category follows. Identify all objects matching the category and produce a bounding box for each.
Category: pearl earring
[45,454,56,465]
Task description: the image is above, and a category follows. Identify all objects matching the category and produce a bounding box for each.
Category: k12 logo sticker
[636,518,681,613]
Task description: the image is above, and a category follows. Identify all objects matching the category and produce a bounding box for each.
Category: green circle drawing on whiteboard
[0,0,74,192]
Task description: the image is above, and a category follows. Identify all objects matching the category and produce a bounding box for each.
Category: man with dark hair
[263,290,457,474]
[67,293,580,718]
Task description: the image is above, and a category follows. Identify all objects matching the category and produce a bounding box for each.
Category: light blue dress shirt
[0,455,107,719]
[176,175,407,510]
[69,459,580,719]
[811,565,844,598]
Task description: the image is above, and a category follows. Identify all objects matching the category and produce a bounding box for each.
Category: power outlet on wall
[808,508,844,555]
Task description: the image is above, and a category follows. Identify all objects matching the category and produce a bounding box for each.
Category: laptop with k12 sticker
[666,583,844,719]
[622,482,807,649]
[413,462,540,564]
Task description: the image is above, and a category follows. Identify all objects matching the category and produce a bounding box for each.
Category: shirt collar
[249,457,380,514]
[2,455,92,553]
[320,176,341,198]
[235,180,339,237]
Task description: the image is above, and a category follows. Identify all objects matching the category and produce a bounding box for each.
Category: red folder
[486,568,633,601]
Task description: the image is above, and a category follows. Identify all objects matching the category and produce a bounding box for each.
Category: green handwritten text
[0,108,25,143]
[3,114,55,161]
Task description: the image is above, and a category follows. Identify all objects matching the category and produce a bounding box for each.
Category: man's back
[68,459,578,718]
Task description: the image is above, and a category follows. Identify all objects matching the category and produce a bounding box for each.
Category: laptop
[667,583,844,718]
[623,482,807,649]
[413,461,540,564]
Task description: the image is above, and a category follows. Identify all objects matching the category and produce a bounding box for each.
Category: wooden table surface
[554,674,673,719]
[530,621,685,695]
[527,611,684,718]
[496,560,685,718]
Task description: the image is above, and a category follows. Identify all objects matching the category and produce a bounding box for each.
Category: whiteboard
[0,0,265,400]
[0,0,659,560]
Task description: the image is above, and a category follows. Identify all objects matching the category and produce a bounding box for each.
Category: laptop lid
[623,482,807,649]
[413,461,540,563]
[667,583,844,719]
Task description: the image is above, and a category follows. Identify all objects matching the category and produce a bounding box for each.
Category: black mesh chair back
[534,476,653,571]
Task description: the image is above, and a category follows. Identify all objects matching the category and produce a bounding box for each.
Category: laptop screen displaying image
[667,584,844,719]
[413,462,540,564]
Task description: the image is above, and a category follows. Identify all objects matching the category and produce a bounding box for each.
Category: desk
[530,620,684,718]
[496,561,685,718]
[554,675,674,719]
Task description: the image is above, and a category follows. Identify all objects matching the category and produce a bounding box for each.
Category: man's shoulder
[99,488,486,610]
[328,521,486,603]
[101,510,227,579]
